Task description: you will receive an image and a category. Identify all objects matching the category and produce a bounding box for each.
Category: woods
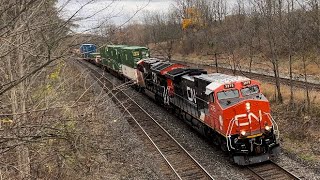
[0,0,118,179]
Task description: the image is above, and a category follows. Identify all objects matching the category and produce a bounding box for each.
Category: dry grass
[282,139,320,164]
[260,82,320,105]
[171,53,320,81]
[260,82,320,166]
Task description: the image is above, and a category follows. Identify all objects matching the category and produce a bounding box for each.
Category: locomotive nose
[231,100,267,136]
[233,100,256,115]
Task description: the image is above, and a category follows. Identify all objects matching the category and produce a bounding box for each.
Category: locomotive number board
[242,80,251,86]
[133,51,139,56]
[224,84,235,89]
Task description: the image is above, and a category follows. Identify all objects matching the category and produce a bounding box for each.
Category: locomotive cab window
[187,89,192,98]
[241,85,260,96]
[217,89,239,100]
[133,51,139,57]
[141,51,149,58]
[209,93,214,103]
[217,89,240,108]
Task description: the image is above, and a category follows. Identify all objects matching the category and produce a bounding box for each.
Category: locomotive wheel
[138,86,144,93]
[219,137,228,152]
[174,108,181,117]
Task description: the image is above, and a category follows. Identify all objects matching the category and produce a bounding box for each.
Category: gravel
[273,153,320,180]
[124,87,248,180]
[75,61,167,179]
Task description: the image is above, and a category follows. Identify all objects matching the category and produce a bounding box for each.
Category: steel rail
[247,161,301,180]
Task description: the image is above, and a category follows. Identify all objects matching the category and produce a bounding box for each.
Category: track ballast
[246,161,301,180]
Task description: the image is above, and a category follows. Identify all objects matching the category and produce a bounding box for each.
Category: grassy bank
[261,82,320,168]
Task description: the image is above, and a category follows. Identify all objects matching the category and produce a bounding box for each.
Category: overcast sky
[57,0,242,33]
[57,0,174,32]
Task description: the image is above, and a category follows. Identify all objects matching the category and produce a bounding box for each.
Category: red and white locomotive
[136,58,280,165]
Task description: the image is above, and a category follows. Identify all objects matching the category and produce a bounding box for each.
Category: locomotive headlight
[245,102,251,111]
[240,130,246,136]
[265,125,272,131]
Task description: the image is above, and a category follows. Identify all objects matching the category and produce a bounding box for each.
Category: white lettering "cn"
[234,111,262,127]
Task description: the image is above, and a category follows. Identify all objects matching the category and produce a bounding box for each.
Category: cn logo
[163,87,170,105]
[234,111,262,127]
[152,72,157,83]
[187,86,196,103]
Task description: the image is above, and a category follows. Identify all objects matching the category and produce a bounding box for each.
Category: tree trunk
[232,52,236,75]
[265,0,282,103]
[16,1,31,178]
[289,53,294,105]
[249,45,253,73]
[214,52,218,73]
[303,55,310,111]
[275,61,283,103]
[288,0,294,106]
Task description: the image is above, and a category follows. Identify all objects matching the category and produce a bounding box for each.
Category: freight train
[81,44,280,165]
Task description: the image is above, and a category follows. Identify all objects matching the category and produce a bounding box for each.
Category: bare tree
[143,10,182,60]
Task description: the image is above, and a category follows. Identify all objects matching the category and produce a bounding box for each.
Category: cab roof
[166,68,206,80]
[196,73,249,83]
[196,73,250,95]
[122,46,148,50]
[81,44,96,46]
[107,45,127,48]
[138,58,161,65]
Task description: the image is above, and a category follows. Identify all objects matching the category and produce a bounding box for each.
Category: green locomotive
[97,45,150,80]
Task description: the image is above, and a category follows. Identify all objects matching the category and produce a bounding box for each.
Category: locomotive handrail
[264,113,280,139]
[226,118,236,151]
[226,111,277,152]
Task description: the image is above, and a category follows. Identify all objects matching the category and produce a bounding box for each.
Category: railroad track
[77,59,214,180]
[246,161,300,180]
[166,59,320,91]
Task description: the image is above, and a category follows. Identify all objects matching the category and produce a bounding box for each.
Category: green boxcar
[100,46,109,67]
[120,46,150,68]
[99,46,107,59]
[102,45,127,72]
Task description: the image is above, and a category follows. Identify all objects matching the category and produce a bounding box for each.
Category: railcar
[136,59,280,165]
[80,43,97,59]
[97,45,151,81]
[100,45,127,74]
